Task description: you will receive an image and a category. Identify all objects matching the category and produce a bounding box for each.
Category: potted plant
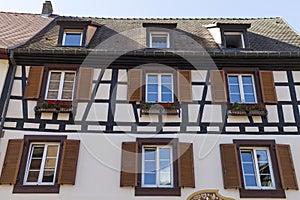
[228,102,247,115]
[37,100,73,113]
[140,102,179,115]
[246,103,267,116]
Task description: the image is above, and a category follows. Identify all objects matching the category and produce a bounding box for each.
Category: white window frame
[23,142,60,186]
[224,32,245,48]
[146,73,174,103]
[62,29,83,46]
[150,32,170,48]
[240,147,276,190]
[45,70,76,101]
[227,74,257,103]
[142,145,173,188]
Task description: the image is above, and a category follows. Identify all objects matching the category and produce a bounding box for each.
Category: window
[45,71,76,101]
[0,136,80,193]
[62,29,83,46]
[146,74,173,103]
[220,140,298,198]
[24,143,60,186]
[142,145,173,188]
[240,147,275,190]
[227,74,256,103]
[150,32,169,48]
[224,32,245,48]
[120,138,195,196]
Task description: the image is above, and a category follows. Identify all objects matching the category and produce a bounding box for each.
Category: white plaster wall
[1,131,300,199]
[207,27,222,45]
[0,59,9,96]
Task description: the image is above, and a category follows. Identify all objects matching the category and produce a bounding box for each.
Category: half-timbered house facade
[1,13,300,200]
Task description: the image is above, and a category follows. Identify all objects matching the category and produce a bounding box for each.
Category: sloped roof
[17,16,300,53]
[0,12,55,49]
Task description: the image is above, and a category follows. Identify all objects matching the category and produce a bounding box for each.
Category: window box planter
[35,100,73,113]
[227,103,267,116]
[140,103,180,117]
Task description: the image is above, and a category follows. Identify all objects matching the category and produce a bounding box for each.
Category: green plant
[231,102,244,110]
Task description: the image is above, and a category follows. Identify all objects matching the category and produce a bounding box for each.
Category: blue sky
[2,0,300,34]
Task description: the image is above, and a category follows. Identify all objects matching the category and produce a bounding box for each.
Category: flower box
[248,110,267,116]
[227,109,247,116]
[35,100,73,113]
[227,102,268,116]
[140,103,180,116]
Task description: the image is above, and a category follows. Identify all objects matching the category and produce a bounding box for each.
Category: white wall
[0,131,300,200]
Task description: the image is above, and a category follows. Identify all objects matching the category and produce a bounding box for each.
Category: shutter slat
[259,71,277,103]
[58,140,80,185]
[178,143,195,187]
[210,70,227,102]
[0,139,24,184]
[178,70,192,102]
[275,144,298,190]
[127,69,142,102]
[220,144,242,189]
[120,142,138,187]
[76,67,93,100]
[25,66,44,99]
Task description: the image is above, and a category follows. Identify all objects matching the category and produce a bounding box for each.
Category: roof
[0,12,55,50]
[16,16,300,55]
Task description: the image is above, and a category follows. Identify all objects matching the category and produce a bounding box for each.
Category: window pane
[229,85,240,93]
[145,149,156,160]
[147,94,158,102]
[245,175,257,187]
[29,159,42,170]
[47,91,59,99]
[160,148,171,160]
[27,171,40,182]
[160,171,171,185]
[64,33,82,46]
[32,146,44,157]
[224,33,243,48]
[62,91,73,100]
[242,76,253,84]
[45,158,57,168]
[63,82,74,91]
[144,161,156,172]
[161,75,172,83]
[243,163,255,174]
[144,173,156,185]
[147,75,158,83]
[42,170,55,182]
[151,34,168,48]
[49,81,60,90]
[229,94,241,103]
[241,152,252,162]
[47,145,58,157]
[148,84,158,93]
[244,94,256,103]
[161,94,172,102]
[161,84,172,93]
[50,72,61,81]
[228,76,239,84]
[64,72,75,81]
[260,175,273,187]
[256,150,268,162]
[243,85,254,93]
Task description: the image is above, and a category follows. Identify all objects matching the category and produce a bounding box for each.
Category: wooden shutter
[58,140,80,185]
[259,71,277,103]
[178,70,192,102]
[220,144,242,189]
[275,144,298,190]
[76,67,93,100]
[120,142,138,187]
[127,69,142,102]
[178,143,195,187]
[25,66,44,99]
[0,139,24,184]
[210,70,227,102]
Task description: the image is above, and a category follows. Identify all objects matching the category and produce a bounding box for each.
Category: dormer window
[62,29,83,46]
[150,32,169,48]
[224,32,245,48]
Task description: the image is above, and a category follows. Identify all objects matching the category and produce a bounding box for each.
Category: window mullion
[239,75,245,103]
[38,145,48,184]
[158,75,162,102]
[253,149,261,188]
[58,72,65,100]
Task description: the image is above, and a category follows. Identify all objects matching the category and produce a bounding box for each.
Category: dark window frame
[135,138,180,196]
[233,139,286,198]
[13,135,67,193]
[223,67,262,104]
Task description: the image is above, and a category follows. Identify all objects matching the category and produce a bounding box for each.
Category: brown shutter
[58,140,80,185]
[178,70,192,102]
[178,142,195,187]
[220,144,242,189]
[120,142,138,187]
[259,71,277,103]
[76,67,93,100]
[127,69,142,102]
[25,66,44,99]
[210,70,227,102]
[0,139,24,184]
[275,144,298,190]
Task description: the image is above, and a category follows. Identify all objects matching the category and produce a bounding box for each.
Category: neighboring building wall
[0,59,9,95]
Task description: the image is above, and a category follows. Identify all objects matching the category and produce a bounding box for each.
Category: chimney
[41,1,53,17]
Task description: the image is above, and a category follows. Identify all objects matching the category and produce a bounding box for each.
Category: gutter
[0,51,17,137]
